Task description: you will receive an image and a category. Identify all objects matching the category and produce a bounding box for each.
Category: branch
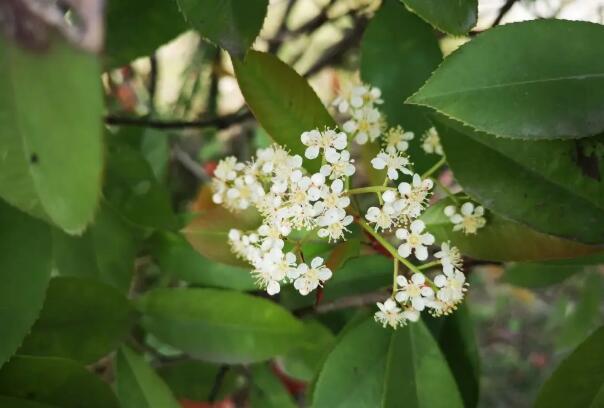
[104,109,253,130]
[491,0,519,27]
[295,290,388,317]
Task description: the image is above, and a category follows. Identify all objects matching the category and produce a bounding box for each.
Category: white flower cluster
[374,241,468,329]
[333,84,385,145]
[444,202,486,235]
[421,127,443,156]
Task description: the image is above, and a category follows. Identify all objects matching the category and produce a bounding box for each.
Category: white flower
[395,273,434,311]
[365,204,397,231]
[214,156,244,181]
[444,202,486,235]
[434,242,462,274]
[252,250,297,295]
[320,150,356,180]
[371,150,413,181]
[332,85,383,114]
[374,298,406,329]
[343,107,383,144]
[396,174,433,219]
[288,257,332,295]
[422,127,443,155]
[225,175,265,210]
[434,268,467,305]
[396,220,435,261]
[315,179,350,213]
[301,128,347,160]
[317,209,353,242]
[384,126,414,153]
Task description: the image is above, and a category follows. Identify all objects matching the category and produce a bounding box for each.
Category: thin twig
[172,144,208,181]
[208,365,230,403]
[491,0,519,27]
[104,109,253,130]
[296,290,388,316]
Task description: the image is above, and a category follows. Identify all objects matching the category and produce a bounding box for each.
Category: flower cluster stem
[421,156,446,179]
[346,186,394,195]
[393,260,399,295]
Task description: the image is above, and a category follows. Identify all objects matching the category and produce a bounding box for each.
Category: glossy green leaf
[52,204,139,292]
[0,35,103,233]
[422,197,601,262]
[313,318,463,407]
[178,0,268,58]
[424,304,480,408]
[535,326,604,408]
[250,364,297,408]
[138,288,305,364]
[105,0,186,68]
[409,20,604,140]
[0,397,58,408]
[151,231,255,290]
[360,0,442,173]
[183,205,261,267]
[400,0,477,36]
[105,139,178,231]
[0,356,119,408]
[158,361,241,402]
[233,51,336,172]
[503,263,583,288]
[279,320,335,382]
[116,347,181,408]
[0,201,51,367]
[432,116,604,244]
[18,277,134,363]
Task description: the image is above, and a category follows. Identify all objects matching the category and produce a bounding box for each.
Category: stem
[357,219,422,275]
[433,177,459,205]
[418,260,441,271]
[346,186,394,195]
[421,156,446,179]
[392,260,399,295]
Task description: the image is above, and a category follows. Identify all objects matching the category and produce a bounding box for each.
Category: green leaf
[432,116,604,245]
[400,0,477,36]
[183,205,261,267]
[279,320,335,382]
[503,263,583,288]
[313,318,463,407]
[0,200,51,367]
[424,304,480,408]
[0,397,58,408]
[233,51,336,172]
[535,326,604,408]
[0,356,119,408]
[116,347,181,408]
[105,0,186,68]
[0,35,103,233]
[250,364,297,408]
[105,139,178,231]
[409,20,604,140]
[178,0,269,58]
[52,204,139,292]
[556,273,603,351]
[138,288,305,364]
[18,277,135,363]
[158,361,241,402]
[151,231,256,290]
[422,197,601,262]
[360,0,442,173]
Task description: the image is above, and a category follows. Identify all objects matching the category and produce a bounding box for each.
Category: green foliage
[105,0,186,68]
[535,326,604,407]
[409,20,604,140]
[313,318,464,407]
[0,356,119,408]
[18,277,135,363]
[116,347,181,408]
[158,361,241,401]
[138,288,306,364]
[432,116,604,245]
[422,197,600,261]
[400,0,478,36]
[360,0,442,172]
[0,201,51,367]
[250,364,297,408]
[178,0,269,58]
[52,204,139,292]
[0,36,102,234]
[151,231,256,290]
[233,51,336,172]
[503,263,583,288]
